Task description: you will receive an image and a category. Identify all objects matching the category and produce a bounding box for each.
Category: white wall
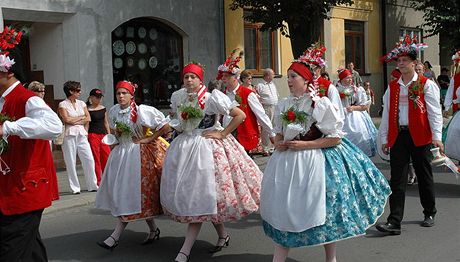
[29,22,65,98]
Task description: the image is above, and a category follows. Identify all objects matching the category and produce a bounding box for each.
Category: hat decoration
[0,26,23,73]
[293,42,327,70]
[217,48,243,80]
[381,35,428,63]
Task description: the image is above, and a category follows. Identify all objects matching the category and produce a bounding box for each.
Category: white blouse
[58,99,88,136]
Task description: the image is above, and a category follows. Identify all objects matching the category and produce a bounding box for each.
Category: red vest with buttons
[0,83,59,215]
[387,75,432,148]
[453,73,460,113]
[235,85,260,150]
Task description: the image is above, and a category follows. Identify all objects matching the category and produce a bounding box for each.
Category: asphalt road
[41,155,460,262]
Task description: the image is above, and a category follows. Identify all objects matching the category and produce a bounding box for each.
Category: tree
[410,0,460,51]
[229,0,354,57]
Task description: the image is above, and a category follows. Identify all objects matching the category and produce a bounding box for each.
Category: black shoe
[421,216,435,227]
[142,227,160,245]
[376,222,401,235]
[208,235,230,253]
[97,236,119,251]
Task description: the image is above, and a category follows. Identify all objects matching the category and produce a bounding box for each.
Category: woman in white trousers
[58,81,98,194]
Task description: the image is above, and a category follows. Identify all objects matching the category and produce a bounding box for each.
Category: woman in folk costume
[160,62,262,262]
[95,80,170,250]
[442,50,460,161]
[260,49,391,262]
[336,68,378,156]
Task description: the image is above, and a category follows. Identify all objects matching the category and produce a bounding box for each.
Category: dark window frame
[243,20,276,75]
[345,20,365,75]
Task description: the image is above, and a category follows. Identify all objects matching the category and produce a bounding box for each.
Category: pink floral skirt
[164,135,262,223]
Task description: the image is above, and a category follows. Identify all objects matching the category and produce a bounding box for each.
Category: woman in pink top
[58,81,98,194]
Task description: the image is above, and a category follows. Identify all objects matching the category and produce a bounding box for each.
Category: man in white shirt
[376,36,443,235]
[255,68,278,154]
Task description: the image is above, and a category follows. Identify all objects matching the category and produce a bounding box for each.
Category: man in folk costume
[218,49,275,152]
[443,50,460,116]
[0,27,62,261]
[376,35,443,235]
[301,43,345,120]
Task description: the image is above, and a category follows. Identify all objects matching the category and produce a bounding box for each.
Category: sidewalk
[44,155,271,215]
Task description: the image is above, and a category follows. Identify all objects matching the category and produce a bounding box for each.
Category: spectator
[86,88,111,186]
[255,68,278,154]
[438,68,451,109]
[415,61,425,75]
[240,70,255,91]
[58,81,98,194]
[362,81,375,109]
[28,81,46,99]
[347,62,363,87]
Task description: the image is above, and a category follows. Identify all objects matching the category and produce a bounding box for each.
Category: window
[399,27,423,60]
[111,17,183,108]
[244,11,275,74]
[345,20,365,75]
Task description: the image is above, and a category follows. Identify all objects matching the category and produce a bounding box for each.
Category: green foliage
[410,0,460,50]
[114,121,133,137]
[0,113,13,154]
[179,104,204,120]
[229,0,354,56]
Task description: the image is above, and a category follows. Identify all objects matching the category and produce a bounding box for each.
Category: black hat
[89,88,104,97]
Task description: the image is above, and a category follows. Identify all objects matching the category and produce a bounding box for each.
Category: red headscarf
[288,62,313,82]
[116,80,137,123]
[338,69,352,81]
[182,63,204,81]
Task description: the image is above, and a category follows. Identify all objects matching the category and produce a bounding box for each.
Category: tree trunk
[288,18,322,58]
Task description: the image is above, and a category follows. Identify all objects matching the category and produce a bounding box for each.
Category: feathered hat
[0,26,23,73]
[288,43,327,82]
[216,48,243,80]
[452,50,460,65]
[381,35,427,62]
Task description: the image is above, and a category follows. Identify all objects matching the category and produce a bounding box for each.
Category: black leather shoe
[376,222,401,235]
[97,236,119,251]
[208,235,230,253]
[421,216,435,227]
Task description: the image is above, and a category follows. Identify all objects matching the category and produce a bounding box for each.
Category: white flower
[0,55,15,72]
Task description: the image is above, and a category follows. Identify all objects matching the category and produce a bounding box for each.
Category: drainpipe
[218,0,226,63]
[380,0,387,116]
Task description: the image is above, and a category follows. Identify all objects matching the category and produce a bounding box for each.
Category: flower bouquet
[114,121,133,137]
[179,104,204,133]
[281,107,308,141]
[339,88,352,99]
[0,113,13,155]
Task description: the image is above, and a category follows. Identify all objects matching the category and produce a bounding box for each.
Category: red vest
[235,86,259,150]
[0,83,59,215]
[453,73,460,113]
[387,75,432,148]
[317,77,331,98]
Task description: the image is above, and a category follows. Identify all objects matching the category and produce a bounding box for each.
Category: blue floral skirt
[263,138,391,248]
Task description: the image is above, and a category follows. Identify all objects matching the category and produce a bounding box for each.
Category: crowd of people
[1,26,459,262]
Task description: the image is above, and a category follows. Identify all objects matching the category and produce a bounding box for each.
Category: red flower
[286,110,296,121]
[340,93,346,98]
[181,112,189,120]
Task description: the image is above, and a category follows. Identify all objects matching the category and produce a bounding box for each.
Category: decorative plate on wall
[126,27,135,38]
[150,45,157,54]
[138,27,147,38]
[113,58,123,69]
[138,58,147,70]
[112,40,125,56]
[149,56,158,68]
[114,27,124,38]
[126,41,136,55]
[138,43,147,54]
[149,28,158,40]
[127,57,135,68]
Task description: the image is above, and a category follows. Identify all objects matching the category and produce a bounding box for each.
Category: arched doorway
[111,17,183,108]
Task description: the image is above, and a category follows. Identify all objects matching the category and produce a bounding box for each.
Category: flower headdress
[293,43,327,71]
[381,35,428,63]
[0,26,23,73]
[216,48,243,80]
